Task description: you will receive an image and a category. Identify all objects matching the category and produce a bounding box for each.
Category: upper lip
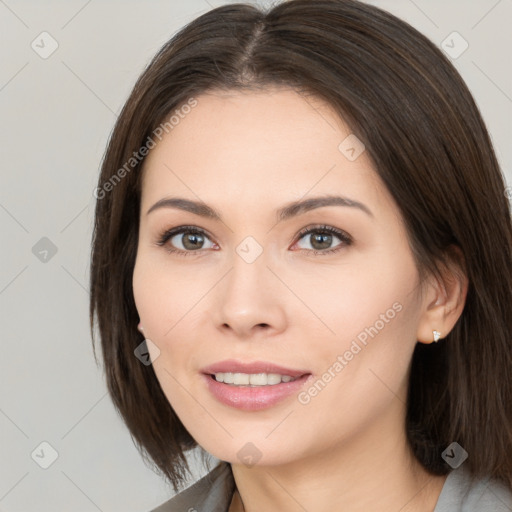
[201,359,310,378]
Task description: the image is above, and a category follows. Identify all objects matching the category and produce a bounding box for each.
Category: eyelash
[155,224,353,257]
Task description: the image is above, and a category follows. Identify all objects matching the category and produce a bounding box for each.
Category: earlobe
[137,322,144,333]
[416,246,468,345]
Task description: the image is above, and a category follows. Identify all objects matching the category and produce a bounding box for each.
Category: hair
[89,0,512,493]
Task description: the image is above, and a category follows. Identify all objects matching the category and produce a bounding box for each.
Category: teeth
[213,372,299,386]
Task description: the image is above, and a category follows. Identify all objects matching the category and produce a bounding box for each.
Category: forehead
[139,87,394,219]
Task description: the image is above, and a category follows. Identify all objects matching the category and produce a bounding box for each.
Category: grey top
[151,461,512,511]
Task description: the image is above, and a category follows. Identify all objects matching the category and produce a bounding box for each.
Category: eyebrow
[146,194,373,222]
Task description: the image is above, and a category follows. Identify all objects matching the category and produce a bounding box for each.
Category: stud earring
[432,330,441,343]
[137,322,144,333]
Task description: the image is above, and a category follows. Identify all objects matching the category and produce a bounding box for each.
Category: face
[132,87,428,467]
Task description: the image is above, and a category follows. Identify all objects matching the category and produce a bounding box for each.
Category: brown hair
[89,0,512,492]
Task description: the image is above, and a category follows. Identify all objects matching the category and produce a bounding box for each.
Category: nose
[212,246,287,340]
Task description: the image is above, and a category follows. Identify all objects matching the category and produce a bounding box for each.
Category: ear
[416,245,468,344]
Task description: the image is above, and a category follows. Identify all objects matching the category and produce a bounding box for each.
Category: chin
[195,434,303,469]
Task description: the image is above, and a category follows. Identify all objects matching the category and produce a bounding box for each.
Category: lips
[201,359,309,378]
[201,359,313,411]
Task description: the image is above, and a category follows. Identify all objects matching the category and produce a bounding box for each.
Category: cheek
[132,254,192,339]
[132,259,164,335]
[132,255,207,386]
[306,254,413,347]
[312,249,422,394]
[294,285,421,447]
[132,259,195,407]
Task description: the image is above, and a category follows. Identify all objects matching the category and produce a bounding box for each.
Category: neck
[230,400,447,512]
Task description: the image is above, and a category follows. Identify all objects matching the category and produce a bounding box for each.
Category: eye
[155,224,352,257]
[155,225,217,256]
[292,224,352,255]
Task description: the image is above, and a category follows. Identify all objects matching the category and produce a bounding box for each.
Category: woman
[89,0,512,510]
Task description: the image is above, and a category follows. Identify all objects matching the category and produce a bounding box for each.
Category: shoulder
[435,466,512,511]
[150,461,235,512]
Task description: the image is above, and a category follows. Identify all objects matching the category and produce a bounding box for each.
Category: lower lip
[203,373,312,411]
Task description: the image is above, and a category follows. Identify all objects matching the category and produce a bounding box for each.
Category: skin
[132,87,467,512]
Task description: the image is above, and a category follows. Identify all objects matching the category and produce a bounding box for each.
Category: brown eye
[173,231,207,250]
[294,225,352,255]
[156,226,216,255]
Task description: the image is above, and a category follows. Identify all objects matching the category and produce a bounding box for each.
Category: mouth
[201,360,312,410]
[209,372,303,386]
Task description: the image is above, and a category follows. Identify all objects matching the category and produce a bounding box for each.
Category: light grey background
[1,0,510,511]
